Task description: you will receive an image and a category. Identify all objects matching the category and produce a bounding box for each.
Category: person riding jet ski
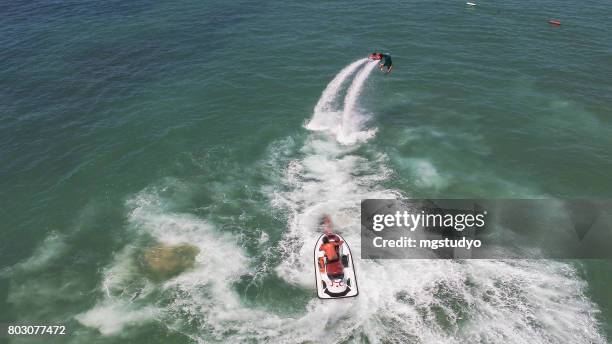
[319,235,344,262]
[314,215,359,298]
[319,215,343,261]
[369,52,393,73]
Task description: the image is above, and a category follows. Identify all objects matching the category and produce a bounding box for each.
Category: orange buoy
[548,19,561,26]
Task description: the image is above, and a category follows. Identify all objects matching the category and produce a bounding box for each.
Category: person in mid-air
[319,215,344,261]
[369,52,393,73]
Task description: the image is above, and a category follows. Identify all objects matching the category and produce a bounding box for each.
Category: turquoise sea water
[1,0,611,343]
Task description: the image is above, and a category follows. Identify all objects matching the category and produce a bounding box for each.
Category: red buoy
[548,19,561,26]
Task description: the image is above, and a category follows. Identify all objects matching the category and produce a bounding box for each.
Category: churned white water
[71,61,605,344]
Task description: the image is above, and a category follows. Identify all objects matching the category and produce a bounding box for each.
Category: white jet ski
[314,232,359,299]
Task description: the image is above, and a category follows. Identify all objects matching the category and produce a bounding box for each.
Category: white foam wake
[263,60,605,343]
[266,130,604,344]
[306,57,378,146]
[313,59,368,115]
[336,60,379,145]
[75,182,268,339]
[306,58,367,132]
[71,60,605,344]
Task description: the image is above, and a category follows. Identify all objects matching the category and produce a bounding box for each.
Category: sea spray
[266,61,605,343]
[337,61,379,145]
[70,60,606,343]
[306,58,367,131]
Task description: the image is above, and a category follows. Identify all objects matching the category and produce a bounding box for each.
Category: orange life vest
[320,243,339,261]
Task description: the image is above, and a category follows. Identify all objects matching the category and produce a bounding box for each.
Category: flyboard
[314,233,359,299]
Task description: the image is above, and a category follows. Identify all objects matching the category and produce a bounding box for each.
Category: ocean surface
[1,0,611,343]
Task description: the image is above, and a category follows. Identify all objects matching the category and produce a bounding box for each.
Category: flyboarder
[369,52,393,73]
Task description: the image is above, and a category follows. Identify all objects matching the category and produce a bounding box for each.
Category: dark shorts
[383,56,392,67]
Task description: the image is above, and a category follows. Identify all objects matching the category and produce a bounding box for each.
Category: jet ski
[314,232,359,299]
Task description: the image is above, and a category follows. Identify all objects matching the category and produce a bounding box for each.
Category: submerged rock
[139,243,200,281]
